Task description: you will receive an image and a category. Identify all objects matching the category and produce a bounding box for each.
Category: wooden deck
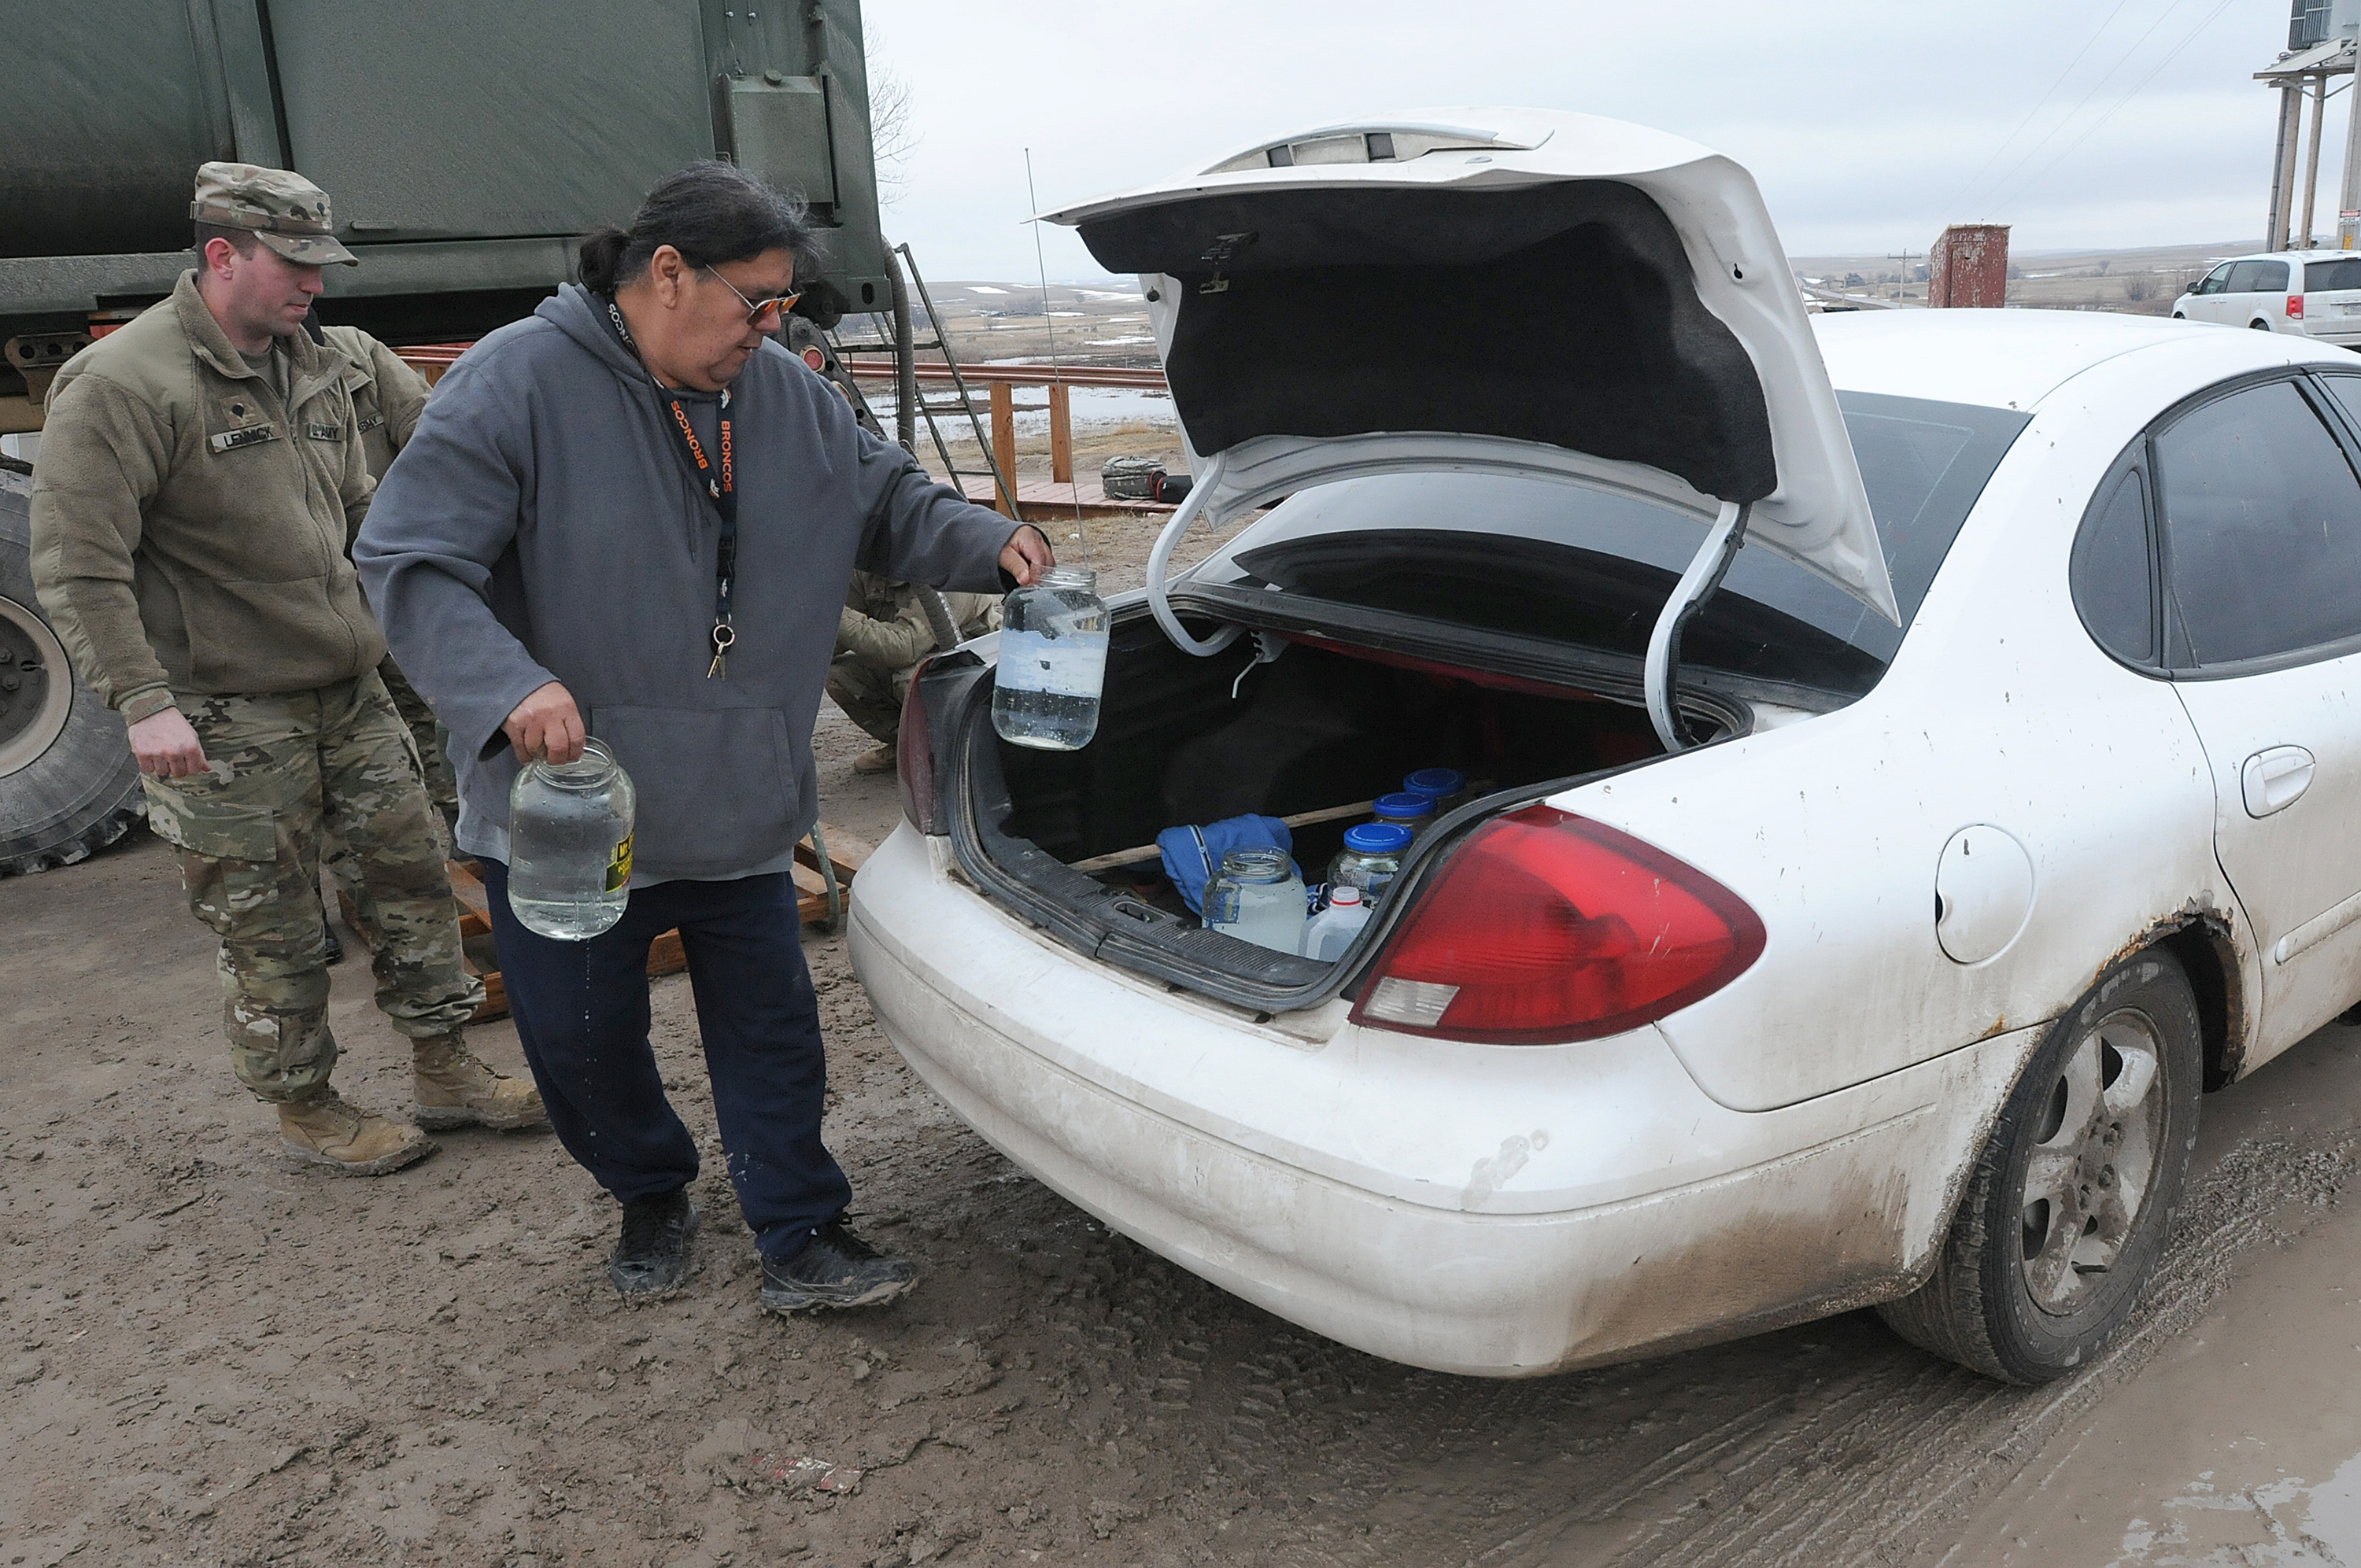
[956,474,1178,520]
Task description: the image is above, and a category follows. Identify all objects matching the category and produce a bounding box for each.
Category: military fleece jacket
[353,283,1016,884]
[30,272,382,722]
[321,324,432,496]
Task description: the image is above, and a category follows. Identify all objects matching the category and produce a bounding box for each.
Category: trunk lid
[1045,108,1897,621]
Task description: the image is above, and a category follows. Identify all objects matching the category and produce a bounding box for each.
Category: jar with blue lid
[1327,821,1412,908]
[1372,791,1436,839]
[1402,767,1467,814]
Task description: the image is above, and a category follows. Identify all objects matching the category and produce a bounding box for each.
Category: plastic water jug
[993,567,1109,751]
[1204,847,1307,954]
[1302,884,1370,961]
[507,737,636,941]
[1328,822,1411,908]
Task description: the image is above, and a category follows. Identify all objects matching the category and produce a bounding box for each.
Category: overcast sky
[861,0,2335,282]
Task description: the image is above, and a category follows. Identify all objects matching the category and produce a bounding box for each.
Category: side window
[2071,463,2156,666]
[2223,261,2267,293]
[2259,260,2291,292]
[2195,264,2232,296]
[2154,379,2361,668]
[2318,372,2361,431]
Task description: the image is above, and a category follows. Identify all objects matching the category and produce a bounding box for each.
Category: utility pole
[2344,68,2361,248]
[2303,74,2330,245]
[2273,80,2305,249]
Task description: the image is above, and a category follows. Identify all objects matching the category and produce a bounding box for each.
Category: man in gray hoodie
[355,164,1049,1314]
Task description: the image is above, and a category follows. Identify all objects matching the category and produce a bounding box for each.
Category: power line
[1962,0,2195,219]
[1985,0,2243,216]
[1944,0,2141,217]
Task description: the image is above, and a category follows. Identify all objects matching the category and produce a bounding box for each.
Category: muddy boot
[412,1033,548,1131]
[759,1221,917,1314]
[278,1088,436,1175]
[852,741,897,775]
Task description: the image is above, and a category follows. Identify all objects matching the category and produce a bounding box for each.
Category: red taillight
[2290,293,2306,319]
[1351,806,1765,1045]
[896,656,937,832]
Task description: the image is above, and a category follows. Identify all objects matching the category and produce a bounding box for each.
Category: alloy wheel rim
[2018,1006,2165,1315]
[0,594,69,778]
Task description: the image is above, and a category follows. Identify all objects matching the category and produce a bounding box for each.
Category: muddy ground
[9,522,2361,1568]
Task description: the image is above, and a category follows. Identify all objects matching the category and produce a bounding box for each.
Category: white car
[850,109,2361,1384]
[2174,249,2361,345]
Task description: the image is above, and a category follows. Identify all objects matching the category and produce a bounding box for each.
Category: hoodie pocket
[590,706,799,878]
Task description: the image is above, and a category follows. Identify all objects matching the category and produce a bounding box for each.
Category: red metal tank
[1929,224,2012,308]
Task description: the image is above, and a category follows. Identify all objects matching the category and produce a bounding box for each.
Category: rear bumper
[850,823,2033,1375]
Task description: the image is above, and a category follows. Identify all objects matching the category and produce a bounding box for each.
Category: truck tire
[0,468,144,875]
[1876,949,2202,1382]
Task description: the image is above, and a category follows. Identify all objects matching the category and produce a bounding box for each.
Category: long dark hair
[578,161,818,294]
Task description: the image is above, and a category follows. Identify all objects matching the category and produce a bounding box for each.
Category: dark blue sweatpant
[479,861,851,1263]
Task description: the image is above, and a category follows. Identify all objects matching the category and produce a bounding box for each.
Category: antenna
[1024,147,1088,559]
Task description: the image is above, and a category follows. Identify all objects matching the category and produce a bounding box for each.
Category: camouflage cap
[190,162,359,267]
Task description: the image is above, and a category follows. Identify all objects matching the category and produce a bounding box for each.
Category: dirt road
[8,501,2361,1564]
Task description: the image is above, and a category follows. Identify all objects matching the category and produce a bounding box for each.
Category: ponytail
[575,164,819,297]
[577,224,632,293]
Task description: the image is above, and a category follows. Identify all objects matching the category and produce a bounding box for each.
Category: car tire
[1875,949,2203,1383]
[2252,319,2273,330]
[2171,312,2185,319]
[0,470,145,876]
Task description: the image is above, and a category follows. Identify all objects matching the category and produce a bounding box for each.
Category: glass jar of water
[1328,822,1411,909]
[992,567,1109,751]
[1203,847,1307,954]
[507,736,636,941]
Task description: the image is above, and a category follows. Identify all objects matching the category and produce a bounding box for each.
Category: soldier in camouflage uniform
[320,323,459,834]
[28,164,544,1174]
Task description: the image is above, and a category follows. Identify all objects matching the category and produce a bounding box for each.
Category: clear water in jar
[1204,849,1307,954]
[508,739,634,940]
[993,569,1109,751]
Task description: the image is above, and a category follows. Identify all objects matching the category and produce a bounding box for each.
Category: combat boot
[279,1088,436,1175]
[412,1033,548,1131]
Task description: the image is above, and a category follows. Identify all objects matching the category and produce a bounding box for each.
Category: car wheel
[2171,312,2185,319]
[2252,319,2273,330]
[1876,949,2202,1383]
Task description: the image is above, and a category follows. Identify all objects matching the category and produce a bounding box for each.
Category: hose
[885,243,918,456]
[918,587,962,653]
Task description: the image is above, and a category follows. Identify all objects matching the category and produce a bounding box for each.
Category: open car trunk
[937,602,1746,1014]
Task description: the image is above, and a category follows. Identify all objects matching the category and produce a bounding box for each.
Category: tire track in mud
[1151,1127,2361,1568]
[1470,1130,2361,1568]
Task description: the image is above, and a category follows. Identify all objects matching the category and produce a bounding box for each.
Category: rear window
[2311,258,2361,291]
[1195,392,2030,698]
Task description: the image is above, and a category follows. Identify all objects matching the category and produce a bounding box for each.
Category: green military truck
[1,0,895,872]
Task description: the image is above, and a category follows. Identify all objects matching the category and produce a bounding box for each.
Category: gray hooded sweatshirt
[353,283,1012,883]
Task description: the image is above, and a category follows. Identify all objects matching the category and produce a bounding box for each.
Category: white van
[2174,250,2361,346]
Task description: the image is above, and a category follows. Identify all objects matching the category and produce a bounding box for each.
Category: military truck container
[1,0,892,871]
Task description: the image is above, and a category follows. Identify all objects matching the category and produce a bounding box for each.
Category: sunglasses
[703,267,801,329]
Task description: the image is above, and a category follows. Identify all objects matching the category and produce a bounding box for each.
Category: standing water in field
[508,736,636,940]
[993,567,1109,751]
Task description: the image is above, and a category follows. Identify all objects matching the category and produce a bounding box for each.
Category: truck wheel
[1876,949,2202,1382]
[0,470,143,875]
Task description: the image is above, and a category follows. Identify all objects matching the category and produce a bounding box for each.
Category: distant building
[1930,224,2012,309]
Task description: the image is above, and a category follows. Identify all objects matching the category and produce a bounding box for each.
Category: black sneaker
[759,1222,916,1314]
[608,1190,698,1301]
[321,918,345,965]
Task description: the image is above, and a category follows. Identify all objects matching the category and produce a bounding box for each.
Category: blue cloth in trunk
[1157,814,1299,916]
